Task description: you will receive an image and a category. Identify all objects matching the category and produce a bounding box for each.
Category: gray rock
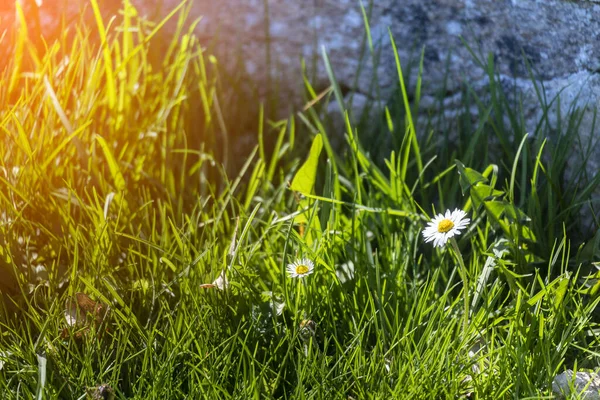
[552,370,600,400]
[135,0,600,172]
[5,0,600,151]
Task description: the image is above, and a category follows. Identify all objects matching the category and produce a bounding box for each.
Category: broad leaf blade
[290,134,323,194]
[456,160,488,194]
[95,135,126,192]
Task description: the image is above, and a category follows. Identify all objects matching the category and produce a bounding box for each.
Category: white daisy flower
[422,209,470,248]
[286,258,315,278]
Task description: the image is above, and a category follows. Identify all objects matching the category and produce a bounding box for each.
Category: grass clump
[1,2,600,399]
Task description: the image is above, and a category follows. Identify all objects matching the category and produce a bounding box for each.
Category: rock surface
[552,370,600,400]
[2,0,600,137]
[174,0,600,125]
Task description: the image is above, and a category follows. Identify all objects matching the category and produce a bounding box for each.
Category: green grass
[1,2,600,399]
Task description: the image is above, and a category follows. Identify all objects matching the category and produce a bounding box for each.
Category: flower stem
[449,237,469,334]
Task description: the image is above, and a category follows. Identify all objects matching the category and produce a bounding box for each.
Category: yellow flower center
[295,265,310,275]
[437,219,454,233]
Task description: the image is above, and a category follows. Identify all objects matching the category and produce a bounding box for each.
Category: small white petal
[286,258,315,278]
[422,208,470,248]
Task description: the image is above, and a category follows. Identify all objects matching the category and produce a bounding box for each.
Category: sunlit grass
[1,1,600,399]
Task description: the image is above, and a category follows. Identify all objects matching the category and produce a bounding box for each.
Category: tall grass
[1,2,600,399]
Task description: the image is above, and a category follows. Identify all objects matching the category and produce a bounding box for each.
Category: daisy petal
[422,208,470,248]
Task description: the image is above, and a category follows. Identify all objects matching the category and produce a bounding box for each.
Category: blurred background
[5,0,600,131]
